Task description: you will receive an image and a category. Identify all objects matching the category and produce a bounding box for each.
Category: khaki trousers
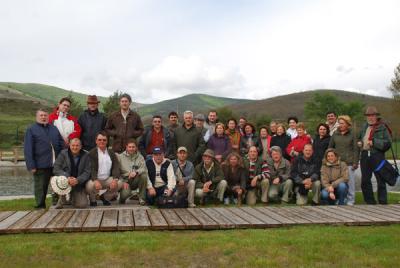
[119,174,148,202]
[187,179,227,205]
[246,178,270,205]
[86,177,123,202]
[295,180,321,205]
[268,179,293,203]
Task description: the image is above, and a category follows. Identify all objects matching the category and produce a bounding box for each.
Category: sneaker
[100,195,111,206]
[139,199,146,206]
[233,198,238,205]
[224,197,230,205]
[188,203,196,208]
[90,201,97,207]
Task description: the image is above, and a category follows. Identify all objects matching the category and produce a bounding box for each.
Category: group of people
[24,93,393,209]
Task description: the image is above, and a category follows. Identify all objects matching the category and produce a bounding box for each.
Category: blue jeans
[146,185,177,205]
[321,182,348,205]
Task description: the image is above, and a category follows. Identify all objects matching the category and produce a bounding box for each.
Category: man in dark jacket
[53,138,91,208]
[173,110,206,164]
[24,108,64,208]
[138,115,173,160]
[291,144,321,205]
[78,95,107,151]
[105,93,144,153]
[358,106,392,204]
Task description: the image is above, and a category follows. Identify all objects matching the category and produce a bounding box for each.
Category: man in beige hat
[358,106,392,204]
[78,95,107,151]
[171,146,195,205]
[190,149,227,206]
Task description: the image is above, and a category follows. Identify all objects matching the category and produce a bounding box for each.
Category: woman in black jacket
[312,123,331,170]
[270,124,291,161]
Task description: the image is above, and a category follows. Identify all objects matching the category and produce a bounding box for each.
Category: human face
[228,120,236,130]
[260,128,268,138]
[276,126,284,136]
[326,151,337,163]
[152,117,162,129]
[203,155,213,166]
[289,120,297,130]
[87,102,98,112]
[126,142,137,155]
[248,146,258,160]
[229,155,239,167]
[195,119,204,128]
[69,139,82,155]
[326,113,337,125]
[215,125,224,136]
[244,125,253,135]
[119,97,131,110]
[239,118,246,128]
[153,153,164,165]
[96,134,108,150]
[271,151,281,162]
[366,114,378,125]
[297,127,305,137]
[184,113,193,127]
[208,112,217,123]
[318,125,328,137]
[58,101,71,113]
[36,110,49,124]
[177,150,187,161]
[338,119,349,132]
[303,145,313,159]
[270,122,277,133]
[169,115,178,125]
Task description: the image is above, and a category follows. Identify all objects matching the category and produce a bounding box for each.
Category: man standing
[244,146,270,205]
[203,110,218,138]
[86,131,122,206]
[358,107,392,204]
[78,95,107,151]
[53,138,91,208]
[173,110,206,164]
[168,111,179,132]
[24,109,64,208]
[326,111,339,136]
[117,139,148,205]
[138,115,173,160]
[146,147,176,205]
[189,149,227,205]
[49,97,81,147]
[194,114,208,141]
[105,93,144,153]
[171,147,195,206]
[291,144,321,205]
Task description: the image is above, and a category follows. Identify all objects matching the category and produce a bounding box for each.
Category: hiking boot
[188,203,196,208]
[224,197,230,205]
[100,195,111,206]
[90,201,97,207]
[139,199,146,206]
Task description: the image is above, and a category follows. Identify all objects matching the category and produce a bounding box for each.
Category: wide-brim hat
[50,176,71,195]
[203,149,215,158]
[87,95,100,104]
[364,106,380,116]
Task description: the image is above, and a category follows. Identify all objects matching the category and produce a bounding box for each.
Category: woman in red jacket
[49,97,81,147]
[286,122,311,161]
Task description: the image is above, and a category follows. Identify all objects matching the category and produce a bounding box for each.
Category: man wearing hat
[146,146,176,204]
[358,106,392,204]
[194,113,208,142]
[190,149,227,205]
[171,146,195,206]
[78,95,107,151]
[53,138,91,208]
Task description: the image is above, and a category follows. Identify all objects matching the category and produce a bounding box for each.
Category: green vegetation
[0,225,399,267]
[388,62,400,102]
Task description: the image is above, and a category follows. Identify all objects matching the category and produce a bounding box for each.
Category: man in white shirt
[86,131,123,206]
[145,147,176,205]
[326,111,339,136]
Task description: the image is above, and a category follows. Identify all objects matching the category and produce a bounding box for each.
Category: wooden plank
[279,207,323,224]
[160,209,186,230]
[238,207,282,227]
[370,205,400,217]
[65,210,90,232]
[46,210,75,232]
[335,206,387,223]
[147,209,169,230]
[255,207,297,225]
[213,208,250,228]
[82,210,103,232]
[387,204,400,212]
[7,210,45,233]
[118,210,134,231]
[380,205,400,215]
[28,210,60,233]
[295,207,339,224]
[100,210,118,231]
[0,211,15,222]
[200,208,235,229]
[174,209,202,229]
[266,207,312,224]
[187,208,219,229]
[0,211,30,233]
[133,209,151,230]
[227,207,267,228]
[308,207,356,225]
[350,206,400,223]
[321,206,373,225]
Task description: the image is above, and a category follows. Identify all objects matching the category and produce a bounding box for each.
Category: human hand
[123,182,129,190]
[94,180,102,191]
[148,187,156,196]
[273,178,280,185]
[251,177,258,187]
[68,177,78,186]
[109,179,118,191]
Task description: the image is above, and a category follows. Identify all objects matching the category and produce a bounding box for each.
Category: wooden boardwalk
[0,205,400,234]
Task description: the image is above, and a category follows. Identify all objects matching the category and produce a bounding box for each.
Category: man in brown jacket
[105,93,144,153]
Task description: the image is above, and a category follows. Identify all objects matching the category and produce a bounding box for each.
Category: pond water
[0,166,399,196]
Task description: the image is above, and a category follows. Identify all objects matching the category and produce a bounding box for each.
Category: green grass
[0,225,399,267]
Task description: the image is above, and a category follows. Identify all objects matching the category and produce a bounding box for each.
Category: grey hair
[270,146,282,155]
[183,110,193,116]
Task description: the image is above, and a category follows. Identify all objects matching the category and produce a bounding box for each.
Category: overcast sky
[1,0,399,103]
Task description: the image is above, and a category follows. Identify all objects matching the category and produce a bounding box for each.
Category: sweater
[328,129,359,165]
[207,134,232,158]
[77,109,107,151]
[286,135,312,161]
[173,124,206,164]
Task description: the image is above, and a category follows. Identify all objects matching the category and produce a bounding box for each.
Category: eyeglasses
[97,139,107,141]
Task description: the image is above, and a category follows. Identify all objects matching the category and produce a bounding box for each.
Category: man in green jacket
[358,106,392,204]
[189,149,227,206]
[117,139,148,205]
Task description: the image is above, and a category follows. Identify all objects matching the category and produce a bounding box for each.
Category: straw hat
[50,176,72,195]
[364,106,380,116]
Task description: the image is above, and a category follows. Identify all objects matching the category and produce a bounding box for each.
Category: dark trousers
[360,151,387,204]
[33,168,53,208]
[146,185,168,205]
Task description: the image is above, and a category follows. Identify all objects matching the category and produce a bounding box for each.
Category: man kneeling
[189,149,227,205]
[117,139,148,205]
[52,138,91,208]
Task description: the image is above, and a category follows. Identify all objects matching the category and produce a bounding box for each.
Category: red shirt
[286,135,312,161]
[146,129,164,155]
